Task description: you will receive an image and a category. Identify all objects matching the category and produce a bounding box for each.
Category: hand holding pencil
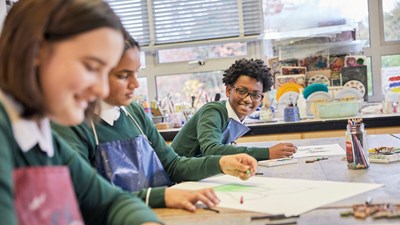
[269,143,297,159]
[219,153,258,180]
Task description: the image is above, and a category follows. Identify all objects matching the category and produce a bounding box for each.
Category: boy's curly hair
[222,58,273,92]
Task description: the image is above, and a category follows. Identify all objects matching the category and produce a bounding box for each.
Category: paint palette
[343,80,366,97]
[278,91,299,105]
[276,82,302,102]
[334,87,363,100]
[308,74,330,86]
[306,91,332,102]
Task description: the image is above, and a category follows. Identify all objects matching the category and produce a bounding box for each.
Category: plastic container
[152,116,163,124]
[296,90,307,119]
[345,123,370,169]
[310,101,361,118]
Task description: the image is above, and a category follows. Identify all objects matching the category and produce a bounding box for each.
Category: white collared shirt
[98,101,123,126]
[0,90,54,157]
[225,101,245,124]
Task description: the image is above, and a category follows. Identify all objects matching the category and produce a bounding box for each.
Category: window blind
[107,0,262,47]
[107,0,151,46]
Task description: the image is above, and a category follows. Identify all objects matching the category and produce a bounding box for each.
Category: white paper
[173,175,382,216]
[294,144,345,158]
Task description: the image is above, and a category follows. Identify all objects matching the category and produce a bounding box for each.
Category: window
[133,77,149,101]
[158,42,247,63]
[107,0,262,49]
[155,71,225,106]
[382,0,400,42]
[262,0,369,59]
[104,0,400,104]
[262,0,400,102]
[382,54,400,68]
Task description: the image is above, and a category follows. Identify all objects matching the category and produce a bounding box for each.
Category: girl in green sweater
[0,1,161,225]
[53,32,258,212]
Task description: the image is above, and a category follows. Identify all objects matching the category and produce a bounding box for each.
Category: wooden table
[154,134,400,224]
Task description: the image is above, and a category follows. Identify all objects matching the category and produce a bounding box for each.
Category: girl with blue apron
[91,107,172,192]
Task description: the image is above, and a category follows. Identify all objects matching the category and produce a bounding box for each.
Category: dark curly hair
[222,58,273,92]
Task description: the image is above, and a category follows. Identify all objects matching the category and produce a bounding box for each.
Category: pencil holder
[283,106,300,122]
[345,122,370,169]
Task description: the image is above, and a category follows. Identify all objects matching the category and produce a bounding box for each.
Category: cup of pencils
[345,118,370,169]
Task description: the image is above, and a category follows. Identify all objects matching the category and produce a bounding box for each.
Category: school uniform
[52,101,223,207]
[172,100,270,160]
[0,92,161,225]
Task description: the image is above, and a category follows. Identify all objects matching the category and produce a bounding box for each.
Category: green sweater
[172,101,270,160]
[52,101,223,208]
[0,103,161,225]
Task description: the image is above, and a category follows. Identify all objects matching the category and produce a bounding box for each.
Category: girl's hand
[219,153,258,180]
[269,143,297,159]
[165,188,220,211]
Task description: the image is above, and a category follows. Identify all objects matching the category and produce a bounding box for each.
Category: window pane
[383,0,400,42]
[382,54,400,67]
[263,0,370,59]
[107,0,151,46]
[152,0,261,44]
[156,71,225,105]
[366,56,372,96]
[157,43,247,63]
[133,77,149,101]
[139,51,146,69]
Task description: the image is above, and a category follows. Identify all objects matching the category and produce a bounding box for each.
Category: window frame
[140,41,263,101]
[363,0,400,102]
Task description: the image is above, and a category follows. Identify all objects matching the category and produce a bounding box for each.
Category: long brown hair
[0,0,124,118]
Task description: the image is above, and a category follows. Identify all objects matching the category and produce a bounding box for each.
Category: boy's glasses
[231,86,264,102]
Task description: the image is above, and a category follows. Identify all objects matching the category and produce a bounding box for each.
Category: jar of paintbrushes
[345,118,370,169]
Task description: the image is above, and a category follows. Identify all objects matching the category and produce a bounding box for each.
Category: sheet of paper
[173,175,382,216]
[294,144,345,158]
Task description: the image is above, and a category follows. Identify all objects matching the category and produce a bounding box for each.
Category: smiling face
[104,46,141,106]
[38,28,124,125]
[226,75,263,120]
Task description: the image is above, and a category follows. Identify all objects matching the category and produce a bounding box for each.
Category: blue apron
[92,108,172,192]
[221,118,250,145]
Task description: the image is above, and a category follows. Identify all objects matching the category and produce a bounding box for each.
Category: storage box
[369,153,400,163]
[310,101,361,118]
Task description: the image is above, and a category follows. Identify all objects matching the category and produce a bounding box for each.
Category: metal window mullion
[147,0,156,47]
[237,0,244,38]
[365,0,383,102]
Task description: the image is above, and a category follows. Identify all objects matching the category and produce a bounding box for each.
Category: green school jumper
[0,103,162,225]
[52,101,223,207]
[172,100,270,160]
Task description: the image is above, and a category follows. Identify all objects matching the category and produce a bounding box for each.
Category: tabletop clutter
[137,92,223,129]
[275,83,364,121]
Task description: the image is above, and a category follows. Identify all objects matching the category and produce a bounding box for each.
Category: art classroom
[0,0,400,225]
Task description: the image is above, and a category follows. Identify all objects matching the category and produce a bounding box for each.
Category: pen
[306,157,328,163]
[251,214,299,221]
[202,207,220,213]
[264,219,297,225]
